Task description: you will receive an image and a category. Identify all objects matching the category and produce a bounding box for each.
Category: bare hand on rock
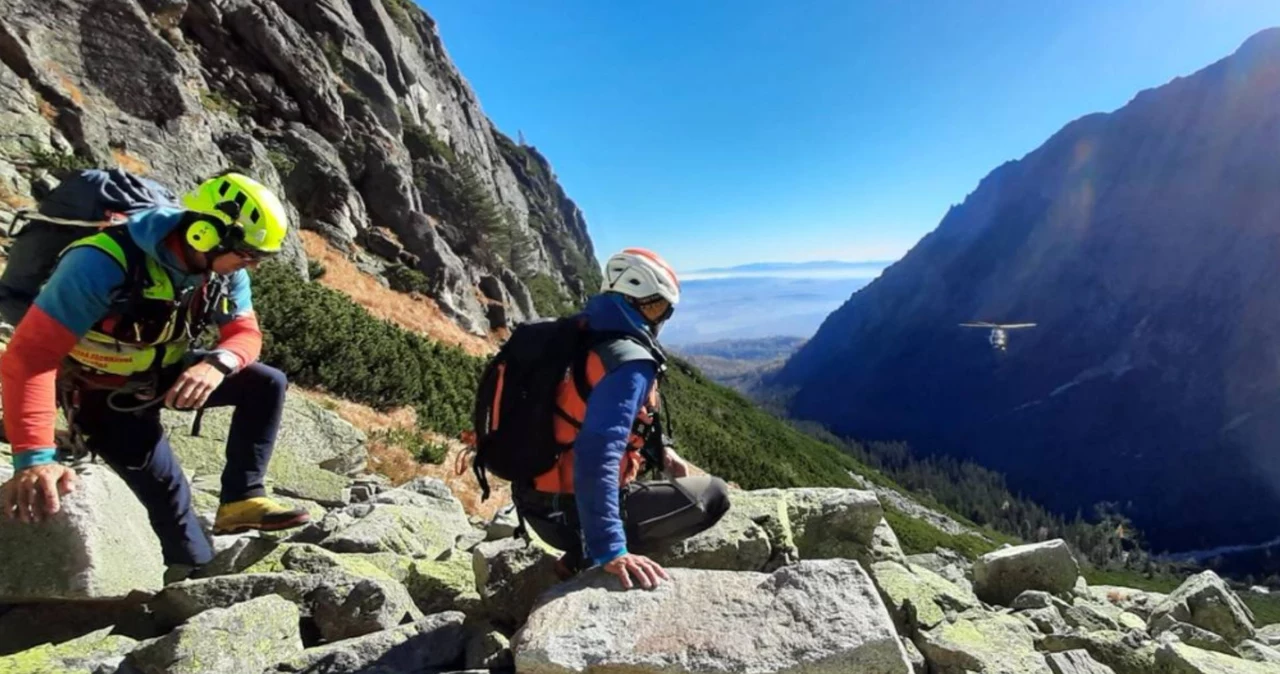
[1,463,79,523]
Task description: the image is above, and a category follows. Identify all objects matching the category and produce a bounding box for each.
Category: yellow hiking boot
[213,497,310,535]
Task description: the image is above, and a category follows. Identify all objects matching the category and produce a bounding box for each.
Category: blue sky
[422,0,1280,272]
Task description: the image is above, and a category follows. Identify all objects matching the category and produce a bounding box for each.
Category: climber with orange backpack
[469,248,730,590]
[0,169,309,580]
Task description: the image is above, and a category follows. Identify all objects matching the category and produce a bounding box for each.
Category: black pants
[70,362,288,566]
[513,476,731,571]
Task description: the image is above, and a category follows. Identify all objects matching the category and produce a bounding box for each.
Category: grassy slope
[662,359,1001,557]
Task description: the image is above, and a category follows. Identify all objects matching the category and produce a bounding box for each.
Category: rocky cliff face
[0,0,599,335]
[776,29,1280,554]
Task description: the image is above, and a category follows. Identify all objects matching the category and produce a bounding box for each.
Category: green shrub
[1081,567,1183,594]
[454,161,504,242]
[489,211,537,275]
[384,0,418,39]
[661,356,1006,562]
[252,262,482,436]
[385,264,431,295]
[553,231,602,293]
[268,150,296,178]
[525,273,574,317]
[1082,566,1280,626]
[200,89,241,117]
[339,87,371,109]
[834,434,1155,571]
[1247,594,1280,627]
[404,122,456,166]
[884,505,998,559]
[372,427,450,465]
[412,155,510,271]
[306,260,327,281]
[320,37,344,73]
[662,358,874,490]
[27,147,94,176]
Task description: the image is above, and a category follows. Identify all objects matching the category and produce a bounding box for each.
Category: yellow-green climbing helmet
[181,172,289,254]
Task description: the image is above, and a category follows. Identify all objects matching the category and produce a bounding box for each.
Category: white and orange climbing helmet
[602,247,681,311]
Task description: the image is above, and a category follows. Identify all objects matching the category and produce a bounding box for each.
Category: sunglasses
[634,297,674,324]
[655,303,674,324]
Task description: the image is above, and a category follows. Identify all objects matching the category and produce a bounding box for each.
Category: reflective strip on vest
[69,337,189,375]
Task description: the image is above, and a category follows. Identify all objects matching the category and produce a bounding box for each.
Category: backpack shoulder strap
[590,334,660,372]
[587,331,665,371]
[569,331,664,404]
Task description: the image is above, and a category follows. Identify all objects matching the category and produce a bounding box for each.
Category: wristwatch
[203,351,239,375]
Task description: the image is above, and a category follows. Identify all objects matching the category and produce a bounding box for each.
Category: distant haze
[661,261,888,346]
[681,260,893,281]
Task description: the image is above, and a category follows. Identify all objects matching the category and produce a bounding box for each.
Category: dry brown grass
[296,388,417,433]
[301,231,495,357]
[111,148,149,175]
[0,185,34,210]
[366,437,512,520]
[46,63,85,107]
[37,96,58,124]
[365,440,421,485]
[418,441,512,521]
[297,388,511,520]
[289,234,513,518]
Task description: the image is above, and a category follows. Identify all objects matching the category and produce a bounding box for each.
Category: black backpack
[0,168,179,326]
[469,316,668,500]
[470,317,588,500]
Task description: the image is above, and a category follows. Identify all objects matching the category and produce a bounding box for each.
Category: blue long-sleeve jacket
[574,293,662,566]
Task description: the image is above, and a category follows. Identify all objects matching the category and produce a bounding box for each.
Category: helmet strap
[218,223,247,254]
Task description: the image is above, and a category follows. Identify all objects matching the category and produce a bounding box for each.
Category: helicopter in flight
[960,321,1036,352]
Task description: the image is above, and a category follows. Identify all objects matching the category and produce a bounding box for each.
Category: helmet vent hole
[215,200,241,219]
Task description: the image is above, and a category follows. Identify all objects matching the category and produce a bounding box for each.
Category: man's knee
[701,476,731,525]
[241,362,288,400]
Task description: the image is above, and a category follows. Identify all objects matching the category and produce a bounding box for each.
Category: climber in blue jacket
[512,248,730,589]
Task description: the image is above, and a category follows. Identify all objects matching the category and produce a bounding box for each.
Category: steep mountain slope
[0,0,598,334]
[776,29,1280,554]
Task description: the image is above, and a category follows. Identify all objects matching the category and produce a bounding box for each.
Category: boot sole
[212,513,311,536]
